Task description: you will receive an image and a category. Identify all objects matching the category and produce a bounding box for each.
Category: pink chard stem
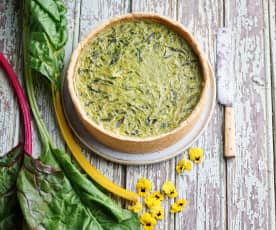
[0,52,32,155]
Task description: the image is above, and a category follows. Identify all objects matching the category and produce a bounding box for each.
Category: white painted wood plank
[224,0,275,229]
[75,0,130,191]
[270,0,276,103]
[126,1,177,230]
[64,0,80,68]
[78,0,129,40]
[29,0,78,156]
[1,1,275,230]
[0,1,21,155]
[131,0,177,16]
[270,0,276,175]
[0,1,77,157]
[0,0,76,157]
[176,1,226,230]
[263,0,276,228]
[269,0,276,226]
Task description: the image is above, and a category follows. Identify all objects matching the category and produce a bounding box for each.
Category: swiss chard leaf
[22,0,140,229]
[24,0,68,86]
[29,0,67,49]
[17,154,101,230]
[0,145,23,230]
[28,32,65,86]
[17,148,139,230]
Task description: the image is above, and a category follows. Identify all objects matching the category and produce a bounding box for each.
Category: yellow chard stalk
[52,87,138,202]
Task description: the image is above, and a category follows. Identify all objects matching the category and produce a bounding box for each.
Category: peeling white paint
[0,0,275,230]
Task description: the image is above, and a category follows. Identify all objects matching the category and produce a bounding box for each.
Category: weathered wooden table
[0,0,275,229]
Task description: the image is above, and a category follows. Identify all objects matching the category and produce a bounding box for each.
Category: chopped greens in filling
[74,21,202,138]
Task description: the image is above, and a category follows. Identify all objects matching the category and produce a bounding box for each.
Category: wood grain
[268,0,275,226]
[269,2,276,225]
[176,1,226,230]
[26,0,76,155]
[224,0,276,229]
[126,1,178,230]
[74,0,130,193]
[0,0,275,229]
[0,0,21,154]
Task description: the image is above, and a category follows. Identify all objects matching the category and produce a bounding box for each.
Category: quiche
[67,13,209,153]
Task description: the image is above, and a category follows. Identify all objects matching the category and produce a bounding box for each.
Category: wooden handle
[224,106,236,158]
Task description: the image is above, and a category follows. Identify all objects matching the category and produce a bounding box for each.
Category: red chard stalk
[0,53,32,229]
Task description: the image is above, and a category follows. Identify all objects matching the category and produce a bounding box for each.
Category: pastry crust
[66,13,209,153]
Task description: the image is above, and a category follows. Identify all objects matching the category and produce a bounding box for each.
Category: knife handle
[224,106,236,158]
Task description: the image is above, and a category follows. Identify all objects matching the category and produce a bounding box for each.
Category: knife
[216,28,236,158]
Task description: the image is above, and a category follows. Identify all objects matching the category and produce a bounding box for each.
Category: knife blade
[216,28,236,158]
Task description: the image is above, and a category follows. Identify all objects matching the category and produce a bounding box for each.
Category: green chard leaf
[24,0,68,86]
[28,32,65,86]
[17,149,139,230]
[22,0,140,229]
[0,145,23,230]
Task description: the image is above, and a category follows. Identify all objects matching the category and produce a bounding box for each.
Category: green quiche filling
[74,21,202,138]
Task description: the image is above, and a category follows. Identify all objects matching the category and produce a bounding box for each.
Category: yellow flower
[176,159,192,173]
[140,212,156,230]
[151,191,164,202]
[189,147,203,163]
[144,193,162,208]
[136,178,152,197]
[150,206,164,220]
[162,181,178,198]
[170,199,188,213]
[128,202,142,213]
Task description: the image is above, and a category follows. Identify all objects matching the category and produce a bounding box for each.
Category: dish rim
[66,12,209,149]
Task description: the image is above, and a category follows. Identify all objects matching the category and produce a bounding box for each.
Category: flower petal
[170,199,188,213]
[189,147,203,164]
[136,177,152,197]
[144,194,161,208]
[150,206,164,220]
[128,202,142,213]
[140,212,156,228]
[176,159,192,173]
[162,181,178,198]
